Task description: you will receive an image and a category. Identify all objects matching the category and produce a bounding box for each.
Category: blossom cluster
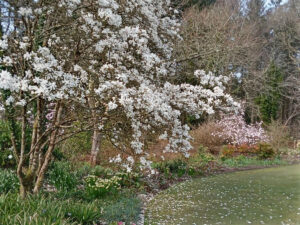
[213,112,269,145]
[0,0,238,169]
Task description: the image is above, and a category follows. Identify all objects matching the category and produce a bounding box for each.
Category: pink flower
[213,110,269,145]
[117,222,124,225]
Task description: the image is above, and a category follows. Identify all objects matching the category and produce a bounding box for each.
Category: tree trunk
[33,102,63,194]
[90,127,101,166]
[88,79,102,166]
[18,169,35,199]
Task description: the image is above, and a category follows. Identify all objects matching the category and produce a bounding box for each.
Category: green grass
[146,164,300,225]
[219,156,288,168]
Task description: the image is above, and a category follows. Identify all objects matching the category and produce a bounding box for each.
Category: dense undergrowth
[0,162,142,225]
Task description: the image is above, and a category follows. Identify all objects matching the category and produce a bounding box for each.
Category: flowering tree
[213,111,269,145]
[0,0,237,197]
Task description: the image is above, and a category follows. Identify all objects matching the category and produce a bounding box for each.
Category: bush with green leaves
[0,120,11,152]
[0,120,32,169]
[152,159,188,177]
[85,175,122,198]
[0,169,19,193]
[92,165,114,177]
[0,149,16,168]
[220,155,287,168]
[255,143,275,159]
[0,121,16,168]
[115,172,142,188]
[64,202,99,225]
[191,146,216,165]
[47,161,79,191]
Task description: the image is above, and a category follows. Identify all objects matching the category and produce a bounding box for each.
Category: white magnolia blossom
[0,36,8,50]
[0,0,239,170]
[18,7,33,16]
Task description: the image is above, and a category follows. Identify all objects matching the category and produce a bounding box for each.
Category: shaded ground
[146,164,300,225]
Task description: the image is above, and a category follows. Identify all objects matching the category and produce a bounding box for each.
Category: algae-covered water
[146,165,300,225]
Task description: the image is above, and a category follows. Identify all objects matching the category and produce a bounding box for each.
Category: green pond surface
[146,164,300,225]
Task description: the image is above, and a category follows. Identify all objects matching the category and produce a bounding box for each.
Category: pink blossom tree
[213,111,269,146]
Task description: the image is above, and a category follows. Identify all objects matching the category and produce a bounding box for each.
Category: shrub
[0,169,19,193]
[59,131,92,162]
[189,146,216,166]
[0,149,16,168]
[220,145,236,159]
[213,111,269,145]
[85,175,121,198]
[92,165,114,177]
[0,121,16,168]
[266,120,290,152]
[115,172,142,188]
[152,159,188,177]
[190,121,226,154]
[0,120,31,169]
[65,202,99,225]
[52,148,67,161]
[47,161,78,191]
[255,143,275,159]
[0,120,12,152]
[220,155,287,168]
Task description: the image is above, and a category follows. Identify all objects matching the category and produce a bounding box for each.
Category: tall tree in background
[255,62,283,124]
[267,1,300,133]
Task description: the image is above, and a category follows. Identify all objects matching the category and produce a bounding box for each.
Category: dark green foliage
[0,169,19,193]
[52,148,67,161]
[91,165,114,177]
[220,155,286,168]
[256,143,275,159]
[0,149,16,168]
[152,159,188,177]
[172,0,217,10]
[0,193,94,225]
[64,203,99,225]
[255,63,283,124]
[0,120,16,168]
[115,172,142,188]
[47,161,79,191]
[59,131,92,160]
[0,120,11,151]
[101,197,141,224]
[0,192,142,225]
[0,120,32,168]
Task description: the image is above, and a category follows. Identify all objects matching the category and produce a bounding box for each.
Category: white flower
[0,37,8,50]
[18,7,33,16]
[8,155,13,159]
[127,156,135,165]
[109,154,122,163]
[108,101,118,110]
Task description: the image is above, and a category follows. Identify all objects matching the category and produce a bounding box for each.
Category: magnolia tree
[0,0,238,197]
[213,111,269,145]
